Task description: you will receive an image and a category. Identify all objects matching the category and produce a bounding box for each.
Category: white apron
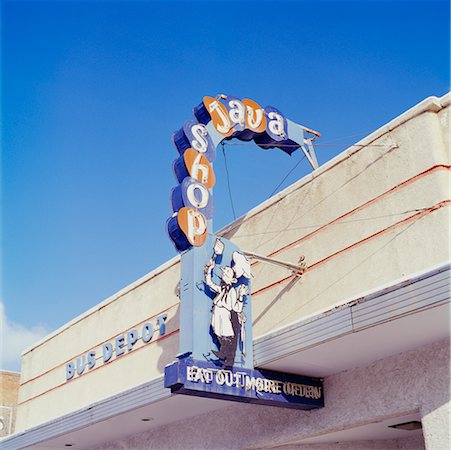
[211,287,236,337]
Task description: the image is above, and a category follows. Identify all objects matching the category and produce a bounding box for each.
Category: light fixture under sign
[388,420,422,431]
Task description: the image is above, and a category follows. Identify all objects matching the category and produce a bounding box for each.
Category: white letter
[103,343,113,363]
[191,124,209,153]
[191,153,209,184]
[187,209,207,243]
[204,369,214,384]
[283,382,292,396]
[209,101,231,134]
[245,376,257,391]
[216,370,226,385]
[66,362,75,380]
[224,370,234,387]
[187,366,196,381]
[273,380,282,394]
[246,105,264,130]
[228,100,245,127]
[268,112,286,138]
[186,182,209,209]
[235,372,246,388]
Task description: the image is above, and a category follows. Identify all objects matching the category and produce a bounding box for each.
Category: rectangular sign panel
[165,358,324,410]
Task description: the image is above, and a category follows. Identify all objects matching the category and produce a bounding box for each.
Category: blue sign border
[165,358,324,410]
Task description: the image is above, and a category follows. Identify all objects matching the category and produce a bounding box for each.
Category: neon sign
[167,95,308,253]
[165,95,324,410]
[165,358,324,410]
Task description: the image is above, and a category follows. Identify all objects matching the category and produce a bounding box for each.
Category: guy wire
[222,143,237,220]
[269,153,307,198]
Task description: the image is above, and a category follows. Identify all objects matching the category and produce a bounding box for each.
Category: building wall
[274,437,425,450]
[91,339,448,450]
[15,94,450,432]
[0,371,20,437]
[221,96,450,337]
[16,261,180,431]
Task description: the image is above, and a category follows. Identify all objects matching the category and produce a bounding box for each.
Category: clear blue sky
[2,0,449,370]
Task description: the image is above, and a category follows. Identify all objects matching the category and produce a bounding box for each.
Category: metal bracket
[301,138,319,170]
[243,251,306,277]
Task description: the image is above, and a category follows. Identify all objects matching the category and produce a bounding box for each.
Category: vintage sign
[165,95,324,410]
[167,94,307,253]
[177,235,253,369]
[165,358,324,410]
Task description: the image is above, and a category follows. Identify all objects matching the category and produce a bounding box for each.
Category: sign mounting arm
[242,251,306,277]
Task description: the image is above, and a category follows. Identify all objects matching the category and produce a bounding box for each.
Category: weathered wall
[275,436,425,450]
[0,371,20,437]
[91,340,448,450]
[221,95,450,336]
[16,261,180,431]
[15,94,450,432]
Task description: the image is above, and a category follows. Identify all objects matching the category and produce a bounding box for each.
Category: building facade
[0,371,20,438]
[2,93,450,449]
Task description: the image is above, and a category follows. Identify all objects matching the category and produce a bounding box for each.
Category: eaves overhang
[254,262,450,376]
[2,262,449,450]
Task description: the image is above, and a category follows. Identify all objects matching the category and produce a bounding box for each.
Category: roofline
[0,369,21,375]
[21,255,180,356]
[21,92,450,356]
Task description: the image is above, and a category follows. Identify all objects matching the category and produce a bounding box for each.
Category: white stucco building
[2,93,450,449]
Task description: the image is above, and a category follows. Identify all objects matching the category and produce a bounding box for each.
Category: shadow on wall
[219,214,246,242]
[227,139,402,329]
[264,212,428,333]
[154,139,402,369]
[252,276,301,328]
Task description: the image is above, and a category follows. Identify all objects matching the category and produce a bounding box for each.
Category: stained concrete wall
[91,340,447,450]
[221,94,450,337]
[15,93,450,432]
[273,436,425,450]
[90,438,427,450]
[0,371,20,437]
[16,261,181,432]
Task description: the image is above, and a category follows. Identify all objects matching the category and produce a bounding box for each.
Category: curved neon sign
[167,94,312,252]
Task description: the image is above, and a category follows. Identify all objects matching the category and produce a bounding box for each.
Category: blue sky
[2,0,449,370]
